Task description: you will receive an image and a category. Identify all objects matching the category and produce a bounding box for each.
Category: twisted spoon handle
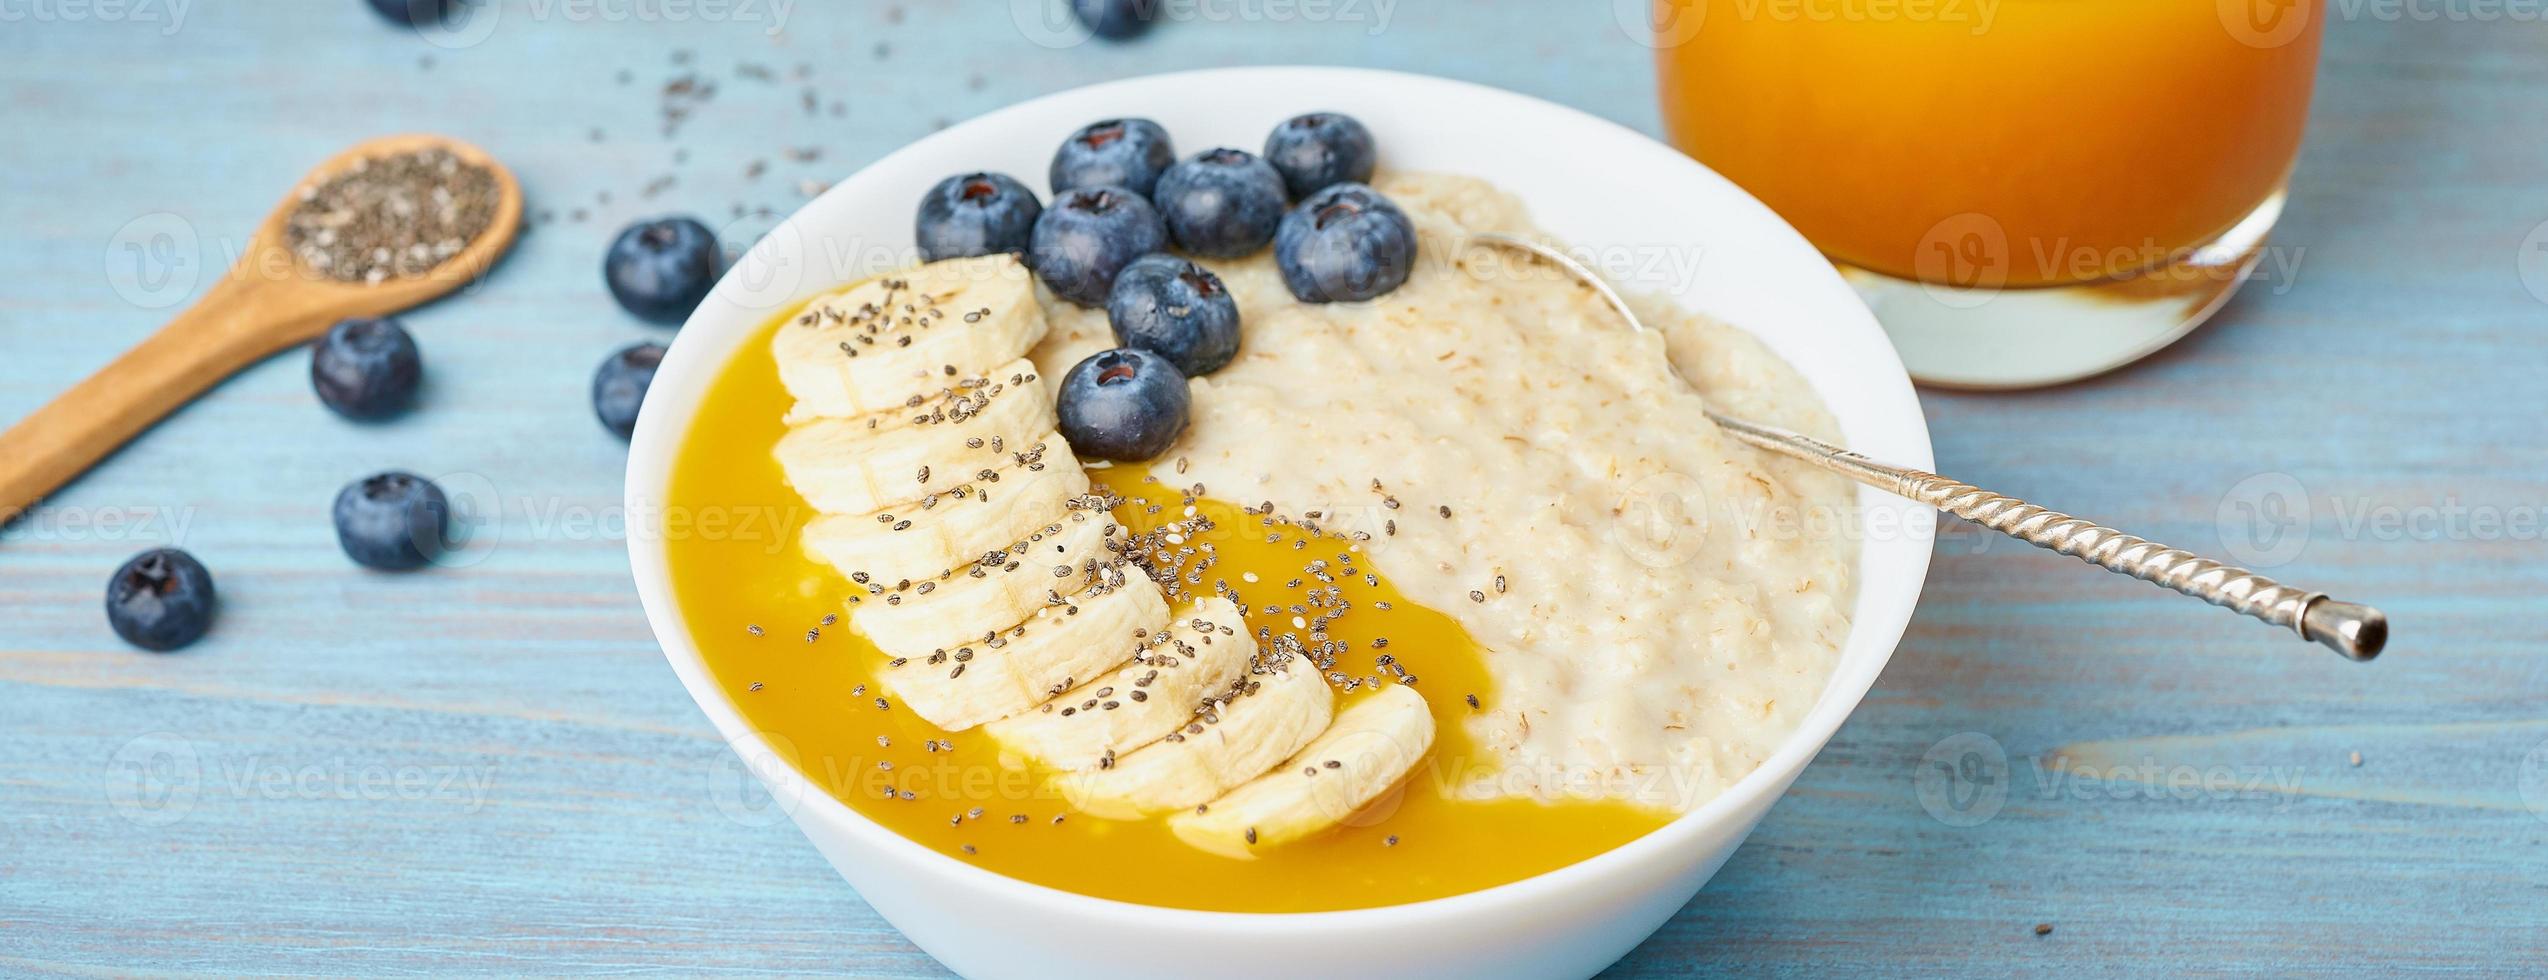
[1706,412,2385,661]
[1463,231,2387,662]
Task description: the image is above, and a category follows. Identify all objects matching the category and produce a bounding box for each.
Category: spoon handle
[0,280,289,525]
[1705,411,2387,661]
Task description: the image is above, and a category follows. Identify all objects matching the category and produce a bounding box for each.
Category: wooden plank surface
[3,3,2542,976]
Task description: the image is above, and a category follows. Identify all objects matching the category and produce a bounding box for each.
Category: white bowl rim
[627,65,1934,933]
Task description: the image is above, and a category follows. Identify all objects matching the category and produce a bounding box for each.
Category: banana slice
[773,254,1045,421]
[773,359,1054,515]
[1169,685,1436,859]
[850,511,1127,657]
[1055,654,1333,820]
[878,574,1171,732]
[984,597,1252,772]
[800,454,1091,587]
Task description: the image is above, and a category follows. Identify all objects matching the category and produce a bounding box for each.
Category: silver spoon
[1468,232,2386,662]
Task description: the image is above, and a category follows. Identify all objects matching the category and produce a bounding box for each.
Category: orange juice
[1655,0,2323,287]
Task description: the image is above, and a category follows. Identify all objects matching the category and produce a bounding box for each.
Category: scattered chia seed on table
[285,147,497,284]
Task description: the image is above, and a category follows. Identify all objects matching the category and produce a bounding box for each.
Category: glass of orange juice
[1648,0,2325,387]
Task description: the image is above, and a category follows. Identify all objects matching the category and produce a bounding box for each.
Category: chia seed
[285,147,498,284]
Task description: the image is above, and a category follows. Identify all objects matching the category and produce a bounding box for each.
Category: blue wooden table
[4,4,2542,975]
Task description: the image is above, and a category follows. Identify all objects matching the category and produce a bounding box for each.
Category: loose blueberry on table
[1049,118,1176,198]
[1057,347,1191,462]
[333,471,452,571]
[915,172,1044,262]
[1274,182,1418,303]
[1030,186,1169,307]
[309,316,423,420]
[105,548,216,652]
[1069,0,1156,40]
[593,342,666,439]
[1264,112,1378,201]
[1152,148,1289,259]
[604,216,721,325]
[1107,254,1241,377]
[364,0,448,25]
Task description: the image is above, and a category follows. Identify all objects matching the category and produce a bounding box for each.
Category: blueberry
[365,0,448,25]
[309,317,423,420]
[1070,0,1155,39]
[333,471,451,571]
[1273,183,1417,303]
[605,216,721,325]
[106,548,216,652]
[916,172,1043,262]
[1049,118,1175,198]
[1057,348,1190,462]
[1263,112,1378,201]
[1030,186,1168,307]
[1107,255,1240,376]
[594,342,665,440]
[1152,148,1288,259]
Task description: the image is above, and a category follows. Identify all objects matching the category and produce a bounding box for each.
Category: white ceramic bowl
[628,66,1934,980]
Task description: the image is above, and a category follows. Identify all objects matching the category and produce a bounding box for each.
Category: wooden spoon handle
[0,280,310,524]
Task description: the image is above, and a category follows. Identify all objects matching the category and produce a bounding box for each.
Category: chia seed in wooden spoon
[285,147,499,284]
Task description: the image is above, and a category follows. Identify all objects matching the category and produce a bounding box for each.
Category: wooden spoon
[0,134,522,525]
